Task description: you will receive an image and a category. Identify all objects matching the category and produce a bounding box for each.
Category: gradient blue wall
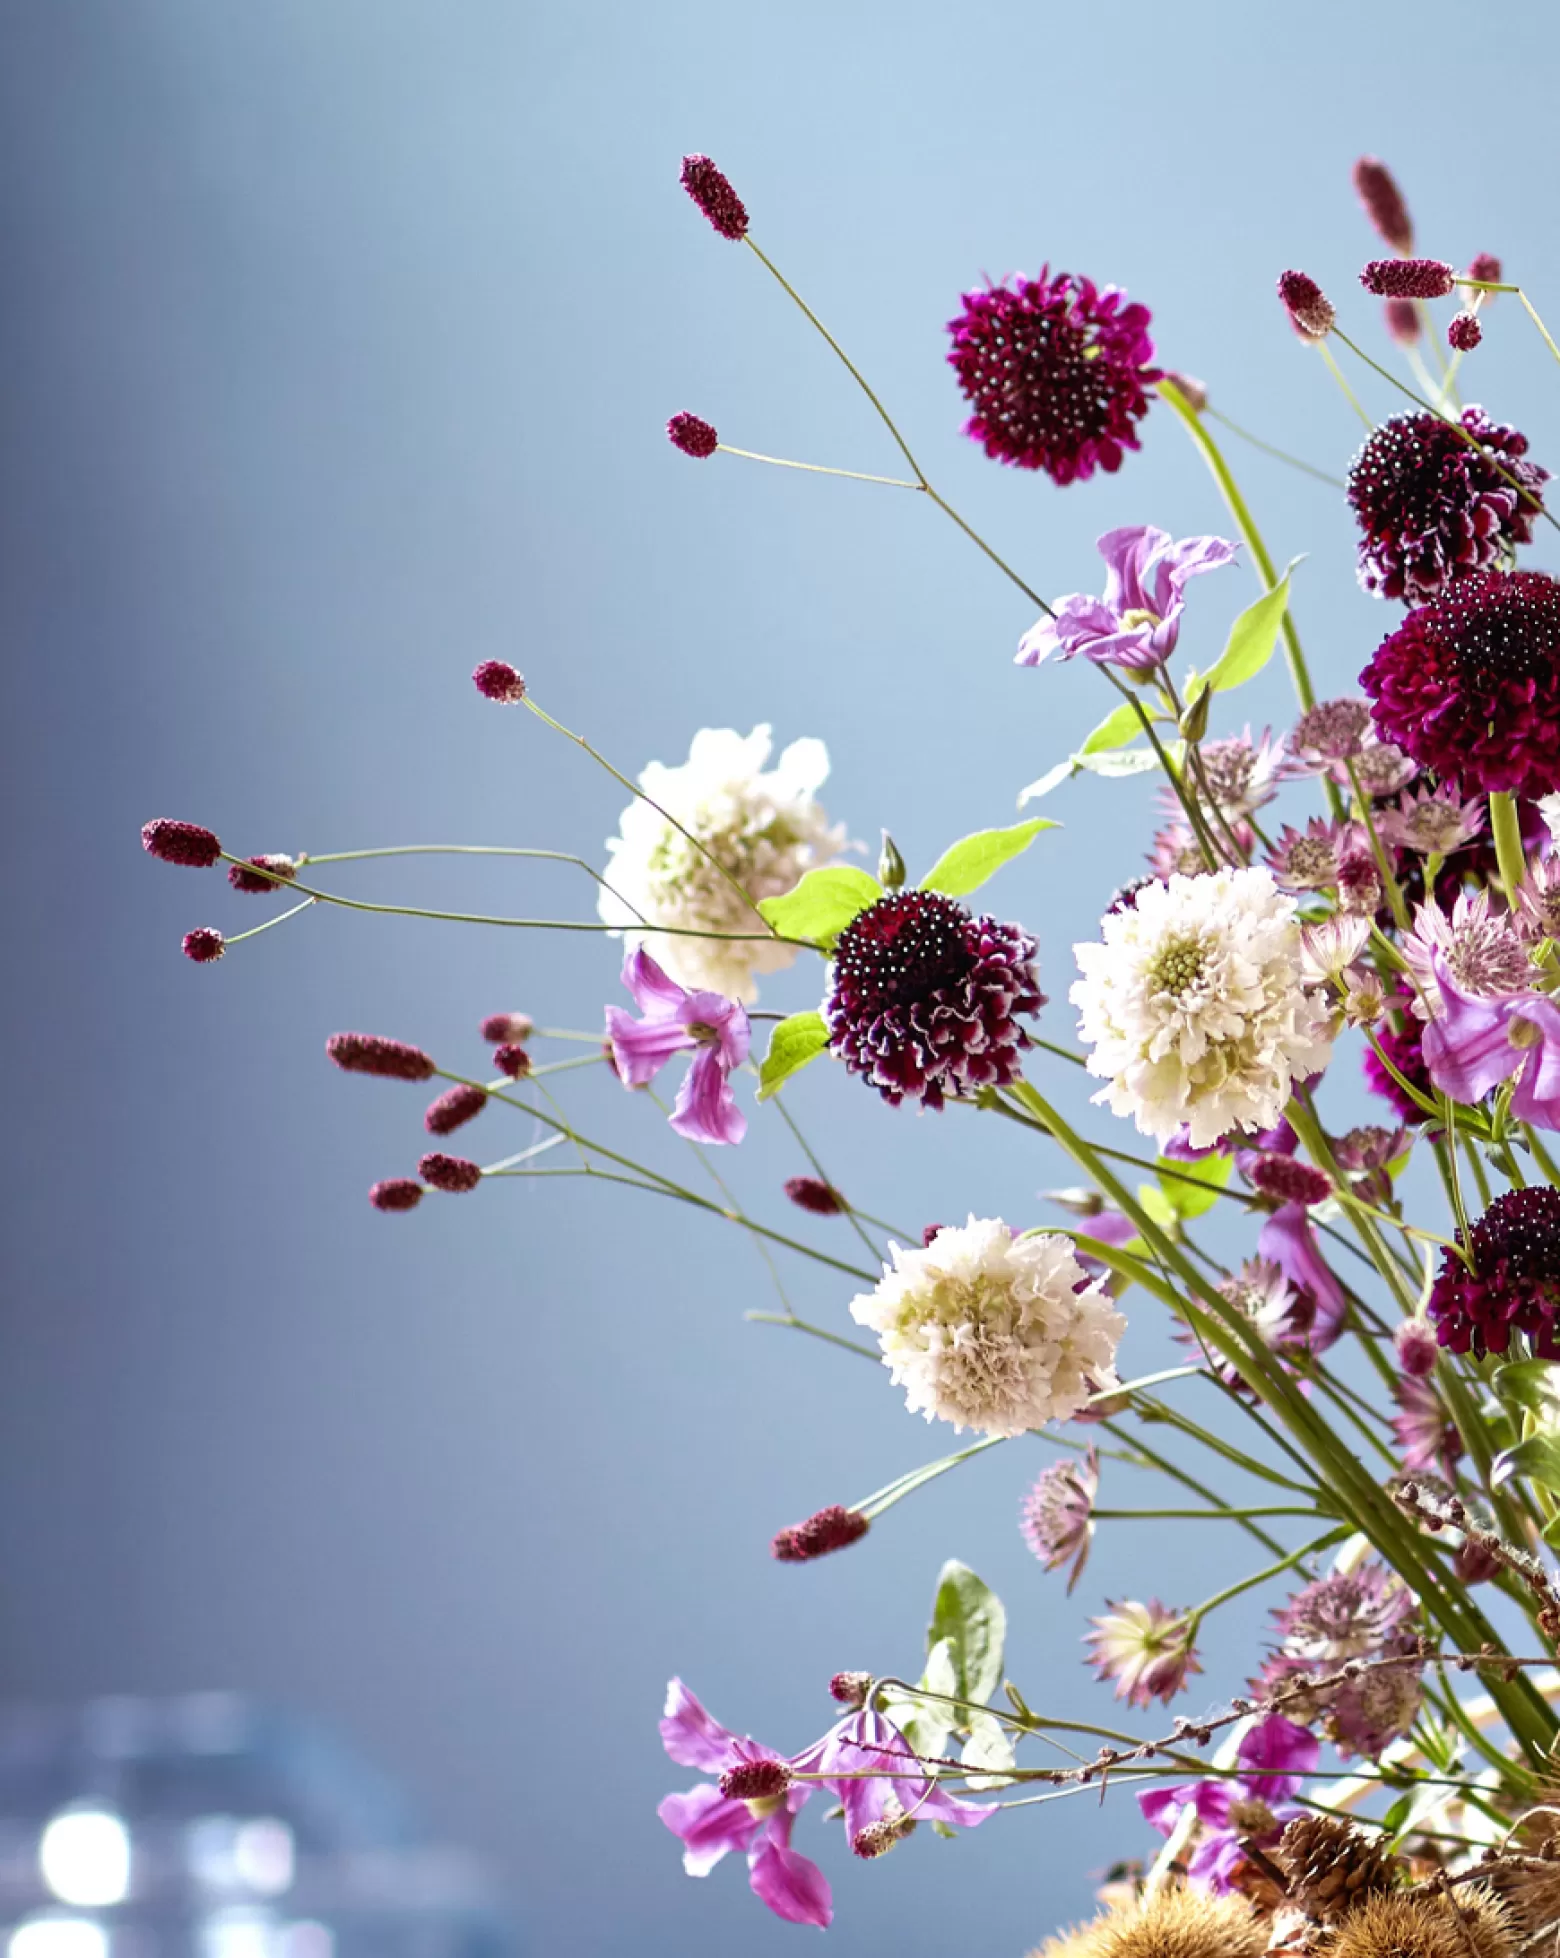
[4,3,1559,1953]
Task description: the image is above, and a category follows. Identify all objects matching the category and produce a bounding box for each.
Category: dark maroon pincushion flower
[1360,571,1560,796]
[228,854,296,894]
[493,1043,531,1079]
[424,1082,488,1135]
[1429,1185,1560,1359]
[418,1152,483,1193]
[784,1175,844,1215]
[946,268,1159,484]
[1447,313,1482,352]
[142,818,221,868]
[679,154,748,240]
[771,1505,870,1563]
[1361,258,1455,299]
[667,412,718,458]
[1384,298,1420,346]
[370,1178,424,1213]
[823,890,1044,1110]
[1347,410,1548,605]
[1468,253,1503,286]
[472,659,526,704]
[1352,157,1414,253]
[1277,270,1334,339]
[1363,987,1435,1124]
[1249,1155,1331,1207]
[718,1759,792,1801]
[182,927,225,963]
[326,1032,436,1082]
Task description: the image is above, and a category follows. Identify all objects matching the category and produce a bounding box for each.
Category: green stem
[1091,1506,1320,1521]
[1489,791,1529,899]
[1097,1420,1288,1557]
[1204,407,1346,488]
[1185,1529,1347,1629]
[716,445,920,489]
[745,1311,880,1362]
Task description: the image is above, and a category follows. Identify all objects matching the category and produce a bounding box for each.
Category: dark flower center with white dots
[1435,570,1560,683]
[831,892,978,1016]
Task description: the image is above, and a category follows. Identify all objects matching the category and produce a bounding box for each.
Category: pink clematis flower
[1017,526,1236,673]
[795,1706,994,1856]
[1139,1714,1318,1892]
[605,948,750,1145]
[1420,950,1560,1129]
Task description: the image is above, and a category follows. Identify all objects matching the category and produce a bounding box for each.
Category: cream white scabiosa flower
[597,725,844,1002]
[848,1217,1124,1438]
[1072,866,1333,1148]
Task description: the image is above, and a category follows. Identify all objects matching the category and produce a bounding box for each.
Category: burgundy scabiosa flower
[182,927,224,963]
[822,890,1043,1110]
[419,1152,482,1193]
[667,412,719,458]
[472,659,526,704]
[1448,313,1483,352]
[946,268,1159,484]
[228,854,296,894]
[1361,258,1456,299]
[1277,270,1335,339]
[679,154,749,241]
[1085,1600,1199,1708]
[1019,1447,1098,1590]
[784,1176,844,1215]
[1429,1185,1560,1358]
[424,1082,488,1135]
[1352,157,1415,253]
[770,1505,869,1563]
[142,818,221,868]
[369,1178,423,1213]
[1361,571,1560,795]
[1346,409,1549,604]
[1140,1716,1317,1894]
[326,1032,436,1082]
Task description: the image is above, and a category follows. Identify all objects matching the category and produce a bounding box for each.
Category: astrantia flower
[1517,853,1560,942]
[1361,570,1560,796]
[1429,1185,1560,1358]
[1085,1600,1199,1709]
[597,725,844,1001]
[1393,1372,1463,1478]
[1292,697,1373,765]
[1188,730,1299,823]
[1378,782,1486,856]
[1148,823,1219,879]
[1346,409,1548,604]
[1140,1716,1317,1893]
[1335,1124,1409,1203]
[1019,1447,1098,1589]
[1267,817,1363,890]
[604,947,750,1146]
[1402,889,1531,1015]
[1349,738,1418,799]
[823,891,1043,1110]
[947,268,1159,484]
[1015,526,1235,673]
[1257,1567,1422,1759]
[1072,867,1334,1147]
[848,1217,1124,1437]
[1299,913,1372,983]
[1187,1258,1313,1387]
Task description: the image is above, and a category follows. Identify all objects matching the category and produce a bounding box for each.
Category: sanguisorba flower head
[1361,571,1560,798]
[597,725,844,1002]
[1346,409,1548,603]
[1352,156,1415,253]
[1429,1185,1560,1359]
[1072,867,1334,1148]
[946,267,1159,484]
[823,890,1043,1109]
[848,1218,1124,1438]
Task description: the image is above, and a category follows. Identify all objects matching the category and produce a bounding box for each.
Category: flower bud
[424,1083,488,1135]
[418,1152,483,1193]
[1447,312,1482,351]
[679,153,749,241]
[370,1178,424,1213]
[1360,258,1455,299]
[1394,1319,1439,1378]
[228,854,297,894]
[1277,270,1335,339]
[471,659,526,704]
[326,1032,436,1081]
[142,818,221,868]
[718,1758,791,1801]
[829,1671,872,1707]
[1351,157,1414,253]
[481,1012,534,1045]
[494,1043,531,1080]
[770,1505,869,1563]
[784,1176,844,1216]
[667,412,718,459]
[1161,371,1208,412]
[1383,298,1420,345]
[877,830,906,891]
[182,927,225,963]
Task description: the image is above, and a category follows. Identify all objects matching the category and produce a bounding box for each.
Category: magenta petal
[660,1678,740,1771]
[681,989,751,1068]
[622,945,688,1012]
[658,1785,757,1875]
[1138,1783,1198,1835]
[670,1047,746,1146]
[1237,1713,1318,1789]
[606,1005,693,1085]
[1258,1204,1346,1348]
[1098,526,1171,613]
[1510,1001,1560,1128]
[748,1832,833,1929]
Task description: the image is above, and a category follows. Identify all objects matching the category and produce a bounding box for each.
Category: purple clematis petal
[622,944,691,1013]
[658,1784,762,1875]
[606,953,750,1146]
[1139,1715,1315,1895]
[660,1677,743,1772]
[672,1045,747,1146]
[748,1813,833,1929]
[1258,1204,1346,1349]
[806,1710,993,1846]
[1019,526,1236,673]
[1421,950,1560,1130]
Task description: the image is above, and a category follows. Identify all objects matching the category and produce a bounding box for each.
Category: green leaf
[1135,1183,1179,1232]
[919,819,1057,899]
[757,865,882,949]
[1493,1359,1560,1417]
[960,1712,1017,1791]
[1076,748,1161,780]
[1492,1433,1560,1494]
[886,1636,957,1760]
[1543,1512,1560,1550]
[1189,563,1302,702]
[756,1011,829,1101]
[928,1561,1006,1706]
[1016,759,1079,806]
[1078,701,1146,757]
[1156,1151,1232,1222]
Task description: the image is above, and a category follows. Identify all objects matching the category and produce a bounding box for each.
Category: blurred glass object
[0,1696,514,1956]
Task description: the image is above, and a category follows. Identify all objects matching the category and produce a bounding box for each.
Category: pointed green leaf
[1076,747,1161,779]
[757,865,881,948]
[1135,1183,1179,1232]
[1016,759,1080,806]
[756,1011,829,1101]
[928,1561,1006,1706]
[1189,562,1302,702]
[1492,1433,1560,1494]
[960,1712,1017,1790]
[919,819,1057,899]
[1156,1151,1232,1221]
[1493,1359,1560,1417]
[1078,700,1147,756]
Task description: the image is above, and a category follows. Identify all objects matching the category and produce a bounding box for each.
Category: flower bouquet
[143,147,1560,1956]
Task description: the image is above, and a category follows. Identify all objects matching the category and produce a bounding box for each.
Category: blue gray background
[4,2,1559,1952]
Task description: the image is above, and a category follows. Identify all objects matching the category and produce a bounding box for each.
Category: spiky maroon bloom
[1383,298,1420,346]
[1347,409,1548,604]
[1448,313,1482,352]
[481,1011,533,1045]
[1249,1155,1331,1207]
[1361,571,1560,795]
[228,854,296,894]
[182,927,225,963]
[142,818,221,868]
[326,1032,436,1082]
[946,268,1159,484]
[770,1505,869,1563]
[1468,252,1503,286]
[471,659,526,704]
[1361,258,1455,299]
[784,1175,844,1215]
[829,1672,871,1707]
[718,1758,791,1801]
[418,1151,483,1193]
[424,1082,488,1135]
[370,1178,424,1213]
[1352,157,1414,253]
[1363,988,1435,1123]
[679,153,748,240]
[823,891,1043,1110]
[667,411,718,458]
[1276,269,1334,339]
[493,1043,531,1079]
[1429,1185,1560,1359]
[1394,1318,1439,1377]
